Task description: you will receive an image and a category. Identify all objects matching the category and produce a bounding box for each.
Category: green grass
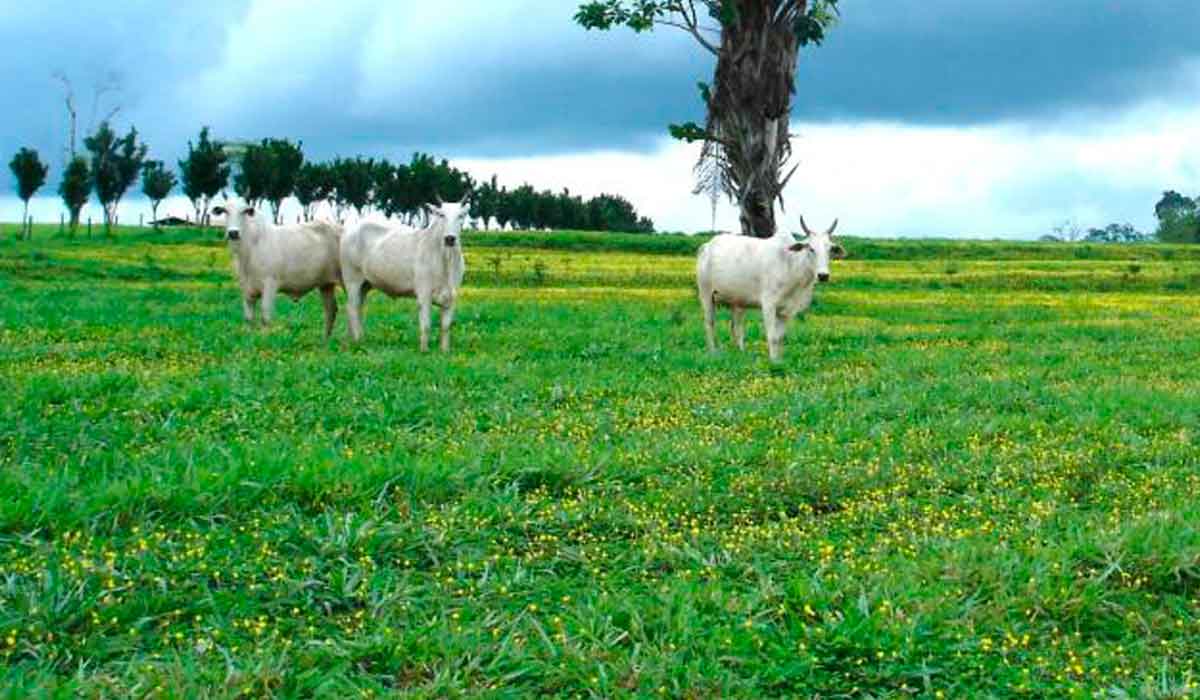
[2,227,1200,697]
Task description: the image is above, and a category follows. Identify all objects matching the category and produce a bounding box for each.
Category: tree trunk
[706,0,803,238]
[151,202,160,230]
[22,201,30,240]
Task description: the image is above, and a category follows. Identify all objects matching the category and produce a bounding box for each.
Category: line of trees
[9,125,656,236]
[184,137,654,232]
[1039,190,1200,245]
[9,120,154,234]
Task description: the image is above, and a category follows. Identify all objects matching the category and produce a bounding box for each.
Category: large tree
[576,0,839,237]
[84,122,148,231]
[179,127,230,226]
[141,160,177,228]
[9,148,49,240]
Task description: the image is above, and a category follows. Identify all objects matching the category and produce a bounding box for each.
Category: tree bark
[705,0,803,238]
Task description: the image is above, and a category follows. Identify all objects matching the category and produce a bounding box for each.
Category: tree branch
[656,18,719,55]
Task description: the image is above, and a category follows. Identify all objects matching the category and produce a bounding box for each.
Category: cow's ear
[789,242,811,253]
[831,244,847,260]
[243,207,256,217]
[211,206,226,216]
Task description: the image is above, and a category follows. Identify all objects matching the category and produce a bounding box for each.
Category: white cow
[696,216,845,362]
[340,199,469,352]
[213,199,343,337]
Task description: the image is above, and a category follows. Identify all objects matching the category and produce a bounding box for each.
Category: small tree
[233,143,272,210]
[234,138,306,224]
[1052,218,1084,242]
[141,160,177,229]
[333,157,375,218]
[179,127,230,225]
[84,121,147,232]
[9,148,49,239]
[495,186,513,231]
[59,156,91,233]
[294,162,330,222]
[471,176,500,230]
[1154,191,1199,244]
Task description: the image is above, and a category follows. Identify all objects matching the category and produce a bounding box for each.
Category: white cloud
[454,92,1200,238]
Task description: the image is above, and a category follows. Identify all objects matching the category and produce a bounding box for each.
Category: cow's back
[352,223,425,297]
[699,234,772,307]
[269,221,343,290]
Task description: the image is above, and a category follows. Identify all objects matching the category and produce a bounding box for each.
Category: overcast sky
[3,0,1199,237]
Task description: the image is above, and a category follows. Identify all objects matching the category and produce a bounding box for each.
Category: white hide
[340,201,469,352]
[696,217,843,362]
[215,200,344,337]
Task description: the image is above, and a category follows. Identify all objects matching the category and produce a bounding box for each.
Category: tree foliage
[234,138,305,223]
[141,160,178,228]
[294,163,332,222]
[179,127,230,225]
[9,147,49,239]
[1084,223,1146,244]
[10,148,49,204]
[331,157,376,217]
[1154,191,1199,244]
[58,156,91,232]
[84,122,148,230]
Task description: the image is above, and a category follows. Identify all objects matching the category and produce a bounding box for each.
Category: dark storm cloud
[797,0,1200,123]
[2,0,1197,172]
[0,2,251,172]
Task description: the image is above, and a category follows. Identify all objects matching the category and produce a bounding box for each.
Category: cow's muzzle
[444,236,457,247]
[227,230,241,242]
[817,273,831,283]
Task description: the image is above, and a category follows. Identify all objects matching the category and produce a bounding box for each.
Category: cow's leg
[344,275,367,342]
[731,306,747,351]
[320,285,338,340]
[439,296,456,353]
[763,303,784,362]
[417,294,433,353]
[241,295,256,326]
[261,279,279,327]
[699,287,718,353]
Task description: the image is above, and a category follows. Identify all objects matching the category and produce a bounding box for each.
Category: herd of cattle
[212,198,844,361]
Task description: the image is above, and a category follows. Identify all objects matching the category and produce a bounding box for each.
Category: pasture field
[2,226,1200,697]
